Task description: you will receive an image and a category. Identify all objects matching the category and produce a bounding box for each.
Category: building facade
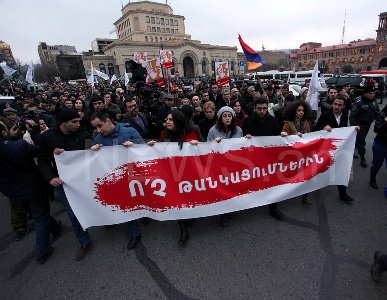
[84,1,237,78]
[38,42,77,71]
[290,12,387,74]
[0,41,16,67]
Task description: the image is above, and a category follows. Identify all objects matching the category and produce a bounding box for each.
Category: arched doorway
[183,56,195,78]
[379,57,387,69]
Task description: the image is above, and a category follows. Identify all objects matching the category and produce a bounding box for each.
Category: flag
[167,73,174,91]
[146,59,165,87]
[215,61,229,86]
[25,63,34,84]
[160,50,173,69]
[93,69,109,80]
[306,61,322,111]
[0,62,17,78]
[110,74,117,84]
[238,35,265,70]
[124,72,130,86]
[87,62,94,86]
[134,52,148,67]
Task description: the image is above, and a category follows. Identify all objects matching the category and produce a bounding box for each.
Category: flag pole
[90,61,94,95]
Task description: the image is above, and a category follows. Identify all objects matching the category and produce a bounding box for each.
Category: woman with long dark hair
[281,101,312,204]
[159,110,199,245]
[207,106,243,226]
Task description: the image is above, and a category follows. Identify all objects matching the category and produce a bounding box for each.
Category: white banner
[25,63,34,84]
[55,127,356,229]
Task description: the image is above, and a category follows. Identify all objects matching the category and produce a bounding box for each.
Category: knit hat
[58,108,79,124]
[217,106,235,119]
[3,108,18,116]
[362,86,375,93]
[180,105,194,119]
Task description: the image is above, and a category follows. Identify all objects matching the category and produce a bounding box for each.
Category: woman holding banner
[159,109,199,246]
[207,106,243,227]
[281,101,312,204]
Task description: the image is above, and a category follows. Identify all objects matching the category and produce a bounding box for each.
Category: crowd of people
[0,76,386,281]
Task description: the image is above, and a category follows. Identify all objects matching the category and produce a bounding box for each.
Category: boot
[360,155,367,167]
[178,220,189,246]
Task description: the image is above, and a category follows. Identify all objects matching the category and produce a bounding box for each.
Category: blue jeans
[56,186,92,246]
[370,140,387,182]
[11,187,52,257]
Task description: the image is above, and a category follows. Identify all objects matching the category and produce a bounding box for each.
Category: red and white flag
[56,127,357,229]
[134,51,148,67]
[146,58,165,87]
[160,50,173,69]
[215,61,230,86]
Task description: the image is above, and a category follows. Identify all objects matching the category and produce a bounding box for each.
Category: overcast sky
[1,0,385,64]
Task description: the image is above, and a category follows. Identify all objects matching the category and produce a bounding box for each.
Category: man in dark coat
[0,123,61,263]
[242,96,285,221]
[38,108,93,261]
[315,95,359,203]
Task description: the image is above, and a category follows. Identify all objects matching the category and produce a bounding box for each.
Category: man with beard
[242,96,285,220]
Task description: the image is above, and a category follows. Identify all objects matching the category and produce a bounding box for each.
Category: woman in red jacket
[160,109,198,245]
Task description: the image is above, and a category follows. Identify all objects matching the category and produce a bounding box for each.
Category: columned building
[290,12,387,73]
[84,1,237,78]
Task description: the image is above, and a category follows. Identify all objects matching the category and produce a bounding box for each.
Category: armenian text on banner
[134,52,148,67]
[160,50,173,69]
[215,61,230,86]
[145,58,165,87]
[55,127,357,229]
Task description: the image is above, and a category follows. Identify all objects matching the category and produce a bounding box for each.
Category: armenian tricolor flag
[238,35,265,70]
[167,73,174,91]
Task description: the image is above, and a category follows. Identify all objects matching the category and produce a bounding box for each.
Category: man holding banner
[38,108,93,261]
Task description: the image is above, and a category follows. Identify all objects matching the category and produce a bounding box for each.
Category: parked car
[324,75,364,96]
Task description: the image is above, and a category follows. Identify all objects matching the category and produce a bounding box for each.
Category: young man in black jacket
[38,108,93,261]
[242,96,285,221]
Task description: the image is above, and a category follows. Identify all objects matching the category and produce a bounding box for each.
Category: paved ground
[1,103,387,299]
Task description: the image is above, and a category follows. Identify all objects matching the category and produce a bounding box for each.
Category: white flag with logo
[134,52,148,67]
[25,63,34,84]
[0,62,17,77]
[93,69,109,80]
[306,61,322,111]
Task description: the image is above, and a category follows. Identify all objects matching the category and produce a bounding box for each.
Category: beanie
[58,108,80,124]
[217,106,235,119]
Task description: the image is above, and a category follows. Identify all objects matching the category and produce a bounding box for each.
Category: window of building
[350,57,355,64]
[336,51,341,57]
[170,19,174,26]
[352,49,357,55]
[368,56,374,63]
[147,26,151,32]
[155,37,158,42]
[359,48,365,54]
[166,19,169,25]
[174,20,178,26]
[146,16,150,23]
[378,46,383,52]
[343,49,348,56]
[162,28,165,33]
[150,36,153,42]
[151,17,155,24]
[165,37,168,41]
[99,63,106,73]
[328,52,334,57]
[161,18,164,25]
[157,27,161,32]
[152,27,156,32]
[336,58,340,64]
[359,56,365,63]
[145,36,148,42]
[171,29,174,34]
[343,58,348,64]
[156,17,160,24]
[166,28,170,33]
[108,63,114,75]
[175,29,178,34]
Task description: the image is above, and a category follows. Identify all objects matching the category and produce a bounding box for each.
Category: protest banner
[134,51,148,67]
[55,127,356,229]
[145,58,165,87]
[160,50,173,69]
[215,61,229,86]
